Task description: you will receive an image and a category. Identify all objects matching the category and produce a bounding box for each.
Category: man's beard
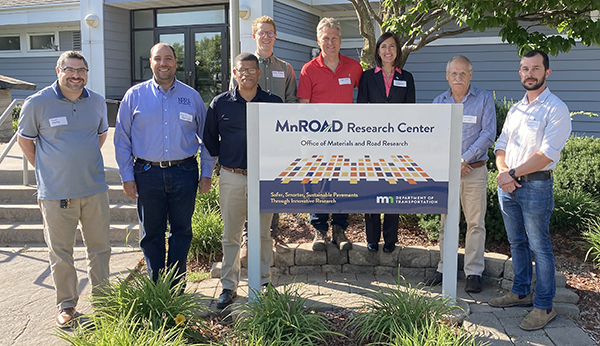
[521,75,546,91]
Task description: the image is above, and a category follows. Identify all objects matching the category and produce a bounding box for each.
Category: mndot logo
[376,196,394,203]
[276,119,343,132]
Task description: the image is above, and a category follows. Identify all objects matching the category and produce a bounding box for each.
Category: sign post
[247,103,462,302]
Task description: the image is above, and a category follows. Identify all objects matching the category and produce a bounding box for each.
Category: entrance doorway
[131,5,229,104]
[157,27,228,104]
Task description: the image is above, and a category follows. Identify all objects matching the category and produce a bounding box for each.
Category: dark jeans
[310,213,349,233]
[365,213,399,246]
[134,158,198,286]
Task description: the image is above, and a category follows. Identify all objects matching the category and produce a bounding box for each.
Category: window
[0,36,20,51]
[29,34,56,50]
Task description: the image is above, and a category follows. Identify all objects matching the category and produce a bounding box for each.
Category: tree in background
[350,0,600,68]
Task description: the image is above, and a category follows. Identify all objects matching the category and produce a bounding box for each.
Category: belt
[516,170,552,182]
[469,160,486,168]
[222,165,247,176]
[136,155,195,168]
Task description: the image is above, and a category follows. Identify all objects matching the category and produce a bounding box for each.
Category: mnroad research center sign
[253,103,459,215]
[246,103,463,302]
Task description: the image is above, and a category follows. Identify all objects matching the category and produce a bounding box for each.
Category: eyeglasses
[447,72,470,78]
[236,68,258,75]
[256,31,275,38]
[60,67,89,75]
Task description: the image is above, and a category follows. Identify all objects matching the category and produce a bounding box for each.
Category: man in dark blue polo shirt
[204,53,283,309]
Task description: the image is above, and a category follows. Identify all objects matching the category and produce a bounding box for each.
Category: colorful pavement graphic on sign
[276,154,432,185]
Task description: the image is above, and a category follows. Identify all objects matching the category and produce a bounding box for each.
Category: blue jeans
[311,213,349,233]
[134,158,198,285]
[498,177,555,310]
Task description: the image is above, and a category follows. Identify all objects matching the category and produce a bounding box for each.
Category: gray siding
[403,42,600,137]
[104,5,131,100]
[273,39,313,79]
[274,1,319,41]
[0,57,57,99]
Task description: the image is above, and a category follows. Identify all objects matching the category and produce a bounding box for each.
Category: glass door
[156,30,187,83]
[154,26,228,103]
[192,27,228,104]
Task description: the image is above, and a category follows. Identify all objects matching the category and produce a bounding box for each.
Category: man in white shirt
[489,50,571,331]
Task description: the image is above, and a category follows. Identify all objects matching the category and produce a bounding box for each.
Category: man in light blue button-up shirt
[114,43,215,286]
[425,55,496,293]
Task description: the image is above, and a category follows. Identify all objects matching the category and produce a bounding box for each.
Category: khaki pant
[219,168,272,290]
[39,191,111,310]
[438,165,487,276]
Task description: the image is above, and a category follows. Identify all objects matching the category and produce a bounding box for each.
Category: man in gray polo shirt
[17,51,110,329]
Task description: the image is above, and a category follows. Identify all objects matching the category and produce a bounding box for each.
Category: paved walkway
[1,246,596,346]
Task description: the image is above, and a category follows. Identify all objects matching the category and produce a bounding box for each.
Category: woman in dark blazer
[357,32,416,253]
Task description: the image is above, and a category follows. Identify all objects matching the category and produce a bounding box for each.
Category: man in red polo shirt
[298,17,363,251]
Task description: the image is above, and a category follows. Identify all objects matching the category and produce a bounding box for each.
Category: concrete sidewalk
[1,245,595,346]
[0,246,143,346]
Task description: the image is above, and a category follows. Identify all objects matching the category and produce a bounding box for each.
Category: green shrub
[388,319,486,346]
[350,278,458,344]
[485,169,507,242]
[11,105,21,132]
[57,309,189,346]
[234,284,339,345]
[554,135,600,197]
[190,173,223,262]
[493,93,515,140]
[551,189,600,233]
[91,266,209,342]
[583,217,600,266]
[417,214,441,241]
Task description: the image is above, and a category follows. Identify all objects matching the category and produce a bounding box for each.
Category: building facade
[0,0,598,135]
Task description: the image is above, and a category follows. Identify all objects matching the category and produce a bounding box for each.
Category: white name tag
[49,117,68,127]
[272,71,285,78]
[338,78,351,85]
[463,115,477,124]
[527,120,540,130]
[179,112,193,122]
[393,80,407,87]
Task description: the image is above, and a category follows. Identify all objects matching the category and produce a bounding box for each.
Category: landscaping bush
[554,135,600,197]
[58,309,189,346]
[91,266,209,342]
[233,284,339,345]
[551,189,600,233]
[350,278,458,344]
[388,319,485,346]
[11,105,21,132]
[189,173,223,262]
[583,216,600,267]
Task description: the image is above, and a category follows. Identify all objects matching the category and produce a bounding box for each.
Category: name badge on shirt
[338,78,351,85]
[527,120,540,130]
[272,71,285,78]
[179,112,193,122]
[49,117,68,127]
[463,115,477,124]
[393,80,407,87]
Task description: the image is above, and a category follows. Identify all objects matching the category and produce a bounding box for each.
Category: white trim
[321,10,356,18]
[0,26,79,58]
[0,34,21,53]
[0,3,80,26]
[276,0,322,16]
[276,32,317,47]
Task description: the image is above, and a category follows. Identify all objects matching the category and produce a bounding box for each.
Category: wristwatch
[508,169,517,180]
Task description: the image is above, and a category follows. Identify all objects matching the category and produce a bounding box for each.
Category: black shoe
[367,243,379,252]
[423,272,443,286]
[465,275,482,293]
[216,289,237,309]
[383,244,395,253]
